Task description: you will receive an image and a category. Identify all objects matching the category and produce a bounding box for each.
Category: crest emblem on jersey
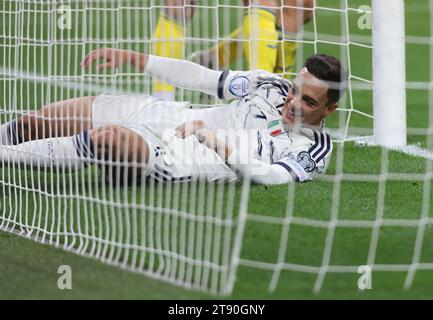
[297,151,316,172]
[229,76,251,97]
[267,119,289,137]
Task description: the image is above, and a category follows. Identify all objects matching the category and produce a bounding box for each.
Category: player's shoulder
[246,71,291,112]
[254,71,292,98]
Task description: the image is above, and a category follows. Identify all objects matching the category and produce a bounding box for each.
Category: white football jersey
[219,73,333,182]
[179,71,333,183]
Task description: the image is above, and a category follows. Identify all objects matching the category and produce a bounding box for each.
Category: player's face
[282,68,337,128]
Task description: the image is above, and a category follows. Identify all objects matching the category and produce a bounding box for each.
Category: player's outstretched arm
[80,48,145,71]
[81,48,224,98]
[81,48,282,101]
[142,56,281,101]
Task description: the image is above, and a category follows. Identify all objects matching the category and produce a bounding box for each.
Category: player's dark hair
[304,54,348,104]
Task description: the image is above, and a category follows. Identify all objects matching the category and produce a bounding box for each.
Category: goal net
[1,0,432,297]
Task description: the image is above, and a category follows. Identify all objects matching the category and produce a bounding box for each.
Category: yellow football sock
[243,8,279,72]
[152,14,185,100]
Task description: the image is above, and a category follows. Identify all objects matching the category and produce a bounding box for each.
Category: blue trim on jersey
[155,165,173,177]
[254,110,267,120]
[217,70,230,99]
[152,171,192,182]
[308,131,319,154]
[269,140,276,164]
[151,171,168,182]
[276,103,285,110]
[73,130,94,167]
[274,161,300,183]
[315,134,331,163]
[7,120,20,145]
[257,131,263,158]
[153,164,192,182]
[307,130,331,164]
[311,133,325,158]
[256,77,290,97]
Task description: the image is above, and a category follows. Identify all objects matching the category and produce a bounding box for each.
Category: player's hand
[81,48,133,70]
[175,120,207,139]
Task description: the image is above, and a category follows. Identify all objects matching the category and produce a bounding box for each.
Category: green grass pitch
[1,0,433,299]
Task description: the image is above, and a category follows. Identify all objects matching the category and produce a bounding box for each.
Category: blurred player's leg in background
[191,0,279,71]
[275,0,314,78]
[152,0,196,101]
[243,0,279,72]
[195,27,243,70]
[191,0,314,79]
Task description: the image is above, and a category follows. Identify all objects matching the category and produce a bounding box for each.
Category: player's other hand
[81,48,133,70]
[176,120,231,161]
[175,120,206,139]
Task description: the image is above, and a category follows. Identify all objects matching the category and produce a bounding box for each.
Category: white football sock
[0,132,94,171]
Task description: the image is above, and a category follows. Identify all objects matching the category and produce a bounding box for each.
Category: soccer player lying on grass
[0,48,347,186]
[153,0,314,100]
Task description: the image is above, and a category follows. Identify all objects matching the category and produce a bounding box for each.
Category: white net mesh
[1,0,433,297]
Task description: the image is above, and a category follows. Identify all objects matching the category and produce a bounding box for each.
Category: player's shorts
[91,94,237,185]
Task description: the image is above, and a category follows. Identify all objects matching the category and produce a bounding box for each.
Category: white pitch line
[391,144,433,161]
[328,129,433,161]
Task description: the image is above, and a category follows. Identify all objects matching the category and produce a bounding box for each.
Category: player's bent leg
[89,125,151,186]
[243,8,279,72]
[0,96,95,145]
[0,129,94,171]
[0,124,151,187]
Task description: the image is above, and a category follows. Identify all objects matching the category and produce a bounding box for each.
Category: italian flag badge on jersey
[267,119,288,137]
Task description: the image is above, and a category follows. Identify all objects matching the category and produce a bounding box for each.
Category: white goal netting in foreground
[1,0,433,296]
